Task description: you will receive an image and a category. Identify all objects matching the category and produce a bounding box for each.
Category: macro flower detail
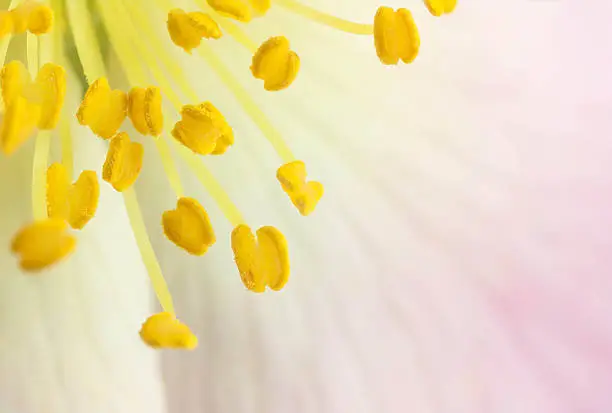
[0,1,52,37]
[373,7,420,66]
[47,163,100,230]
[171,102,234,155]
[0,0,457,353]
[127,86,164,137]
[102,132,144,192]
[76,77,128,139]
[277,160,323,216]
[0,60,65,154]
[231,224,290,293]
[162,197,216,256]
[167,8,222,53]
[11,218,76,272]
[251,36,300,91]
[140,311,198,350]
[423,0,457,17]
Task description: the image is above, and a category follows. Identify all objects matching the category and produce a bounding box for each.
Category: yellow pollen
[127,86,164,137]
[46,163,100,230]
[76,77,128,139]
[171,102,234,155]
[277,161,323,216]
[68,170,100,230]
[11,219,76,272]
[423,0,457,17]
[26,4,54,35]
[0,94,41,155]
[162,197,216,256]
[206,0,252,22]
[373,7,420,65]
[167,9,222,54]
[140,312,198,350]
[8,2,53,35]
[102,132,144,192]
[0,11,13,38]
[251,36,300,92]
[1,60,30,105]
[35,63,66,130]
[250,0,270,15]
[231,224,290,293]
[46,162,70,220]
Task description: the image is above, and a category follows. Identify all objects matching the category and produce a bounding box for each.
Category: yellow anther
[0,11,13,38]
[373,7,420,65]
[47,163,100,229]
[277,161,324,216]
[46,162,70,220]
[0,94,41,155]
[139,312,198,350]
[35,63,66,130]
[9,2,53,35]
[206,0,252,22]
[127,86,164,137]
[171,102,234,155]
[1,61,30,105]
[231,224,290,293]
[68,170,99,230]
[102,132,144,192]
[26,4,53,35]
[167,9,222,53]
[11,219,76,272]
[251,36,300,92]
[423,0,457,16]
[250,0,270,14]
[77,77,128,139]
[162,197,216,256]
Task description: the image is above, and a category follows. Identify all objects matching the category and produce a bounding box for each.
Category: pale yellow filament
[66,0,175,315]
[273,0,374,35]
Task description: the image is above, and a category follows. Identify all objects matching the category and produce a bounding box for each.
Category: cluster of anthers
[0,0,456,350]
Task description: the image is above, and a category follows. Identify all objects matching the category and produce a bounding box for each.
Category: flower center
[0,0,456,350]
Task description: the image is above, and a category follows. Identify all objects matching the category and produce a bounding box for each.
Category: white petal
[135,1,612,412]
[0,126,167,413]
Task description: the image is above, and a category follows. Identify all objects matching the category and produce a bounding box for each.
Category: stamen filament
[64,0,106,81]
[69,0,176,317]
[0,0,20,66]
[123,188,176,316]
[197,42,296,162]
[198,1,258,52]
[172,138,244,226]
[273,0,374,35]
[27,34,48,220]
[59,117,73,178]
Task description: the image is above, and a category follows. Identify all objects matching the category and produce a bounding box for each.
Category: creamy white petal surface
[132,1,612,413]
[0,83,166,412]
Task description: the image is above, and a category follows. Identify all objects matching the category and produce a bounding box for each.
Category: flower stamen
[167,8,222,53]
[277,161,324,216]
[140,312,198,350]
[162,197,216,256]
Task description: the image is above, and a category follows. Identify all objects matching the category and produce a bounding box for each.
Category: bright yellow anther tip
[162,197,216,256]
[47,164,100,230]
[231,224,290,293]
[102,132,144,192]
[251,36,300,92]
[140,312,198,350]
[0,11,13,38]
[207,0,252,22]
[277,161,323,216]
[423,0,457,16]
[172,102,234,155]
[27,4,53,35]
[373,7,420,65]
[167,9,222,53]
[77,78,128,140]
[11,219,76,272]
[36,63,66,130]
[127,86,163,137]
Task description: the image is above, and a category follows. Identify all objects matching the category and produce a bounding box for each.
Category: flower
[1,0,612,412]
